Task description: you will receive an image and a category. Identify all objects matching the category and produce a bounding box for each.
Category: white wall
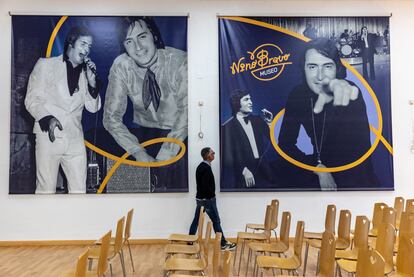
[0,0,413,241]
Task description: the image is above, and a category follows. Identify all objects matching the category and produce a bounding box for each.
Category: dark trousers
[189,197,227,246]
[362,50,375,80]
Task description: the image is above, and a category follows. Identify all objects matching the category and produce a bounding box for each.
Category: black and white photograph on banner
[219,16,393,191]
[10,15,188,194]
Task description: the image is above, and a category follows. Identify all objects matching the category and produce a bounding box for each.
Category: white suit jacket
[25,55,101,138]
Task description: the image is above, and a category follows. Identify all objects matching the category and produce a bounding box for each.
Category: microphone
[83,57,97,75]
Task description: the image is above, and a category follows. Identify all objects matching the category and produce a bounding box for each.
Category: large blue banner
[10,16,188,194]
[219,16,393,191]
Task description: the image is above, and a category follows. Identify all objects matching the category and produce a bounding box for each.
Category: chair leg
[126,240,135,272]
[109,262,113,277]
[119,251,127,277]
[303,241,309,276]
[272,229,278,240]
[316,249,320,275]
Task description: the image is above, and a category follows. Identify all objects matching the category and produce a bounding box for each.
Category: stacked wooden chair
[247,211,291,276]
[303,204,337,276]
[246,199,279,238]
[233,204,273,276]
[255,220,305,277]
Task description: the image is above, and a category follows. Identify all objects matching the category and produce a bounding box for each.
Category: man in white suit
[25,26,101,194]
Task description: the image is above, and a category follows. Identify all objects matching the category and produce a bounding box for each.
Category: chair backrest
[97,231,112,277]
[382,207,397,228]
[394,197,405,226]
[202,221,213,264]
[197,206,206,243]
[375,223,395,270]
[337,210,351,246]
[355,249,385,277]
[372,202,387,230]
[325,204,336,234]
[319,231,336,277]
[399,211,414,234]
[212,231,222,277]
[222,250,232,277]
[293,221,305,261]
[263,205,273,240]
[353,216,370,250]
[279,211,291,248]
[406,199,414,213]
[395,233,414,275]
[269,199,279,230]
[75,249,89,277]
[124,208,134,240]
[114,216,125,253]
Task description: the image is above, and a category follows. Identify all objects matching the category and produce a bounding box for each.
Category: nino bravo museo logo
[230,43,292,81]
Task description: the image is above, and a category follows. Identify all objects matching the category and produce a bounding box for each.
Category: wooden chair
[233,205,273,276]
[246,199,279,238]
[247,211,291,276]
[335,215,369,261]
[286,231,335,277]
[89,217,126,277]
[168,206,205,244]
[406,199,414,213]
[394,197,405,230]
[164,223,214,276]
[165,209,206,259]
[86,231,111,277]
[169,249,232,277]
[369,202,387,237]
[355,249,385,277]
[393,211,414,253]
[337,223,395,276]
[255,221,305,277]
[60,249,89,277]
[123,208,135,272]
[303,204,337,276]
[390,234,414,277]
[307,210,351,275]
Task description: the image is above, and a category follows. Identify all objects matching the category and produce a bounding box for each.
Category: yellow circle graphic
[270,65,383,173]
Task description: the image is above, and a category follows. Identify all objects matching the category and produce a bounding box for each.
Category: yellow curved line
[97,152,130,194]
[370,126,393,155]
[84,137,186,167]
[46,16,68,57]
[219,16,311,42]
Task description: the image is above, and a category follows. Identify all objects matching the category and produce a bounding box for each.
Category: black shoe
[223,242,237,251]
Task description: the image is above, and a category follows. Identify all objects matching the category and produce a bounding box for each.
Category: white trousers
[35,132,87,194]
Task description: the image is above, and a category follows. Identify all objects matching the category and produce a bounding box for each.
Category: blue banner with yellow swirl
[219,16,393,191]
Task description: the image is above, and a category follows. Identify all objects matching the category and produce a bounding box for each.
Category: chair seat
[164,243,200,255]
[335,248,358,260]
[369,228,378,237]
[237,231,267,240]
[164,257,206,272]
[246,223,265,230]
[304,231,323,240]
[88,245,117,260]
[309,239,322,249]
[257,255,301,270]
[168,234,198,243]
[337,259,357,273]
[336,238,350,250]
[338,258,393,275]
[249,241,289,253]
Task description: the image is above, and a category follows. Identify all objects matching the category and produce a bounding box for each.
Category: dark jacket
[196,161,215,199]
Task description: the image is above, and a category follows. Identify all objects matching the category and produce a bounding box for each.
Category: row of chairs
[60,209,135,277]
[164,206,232,276]
[232,197,414,276]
